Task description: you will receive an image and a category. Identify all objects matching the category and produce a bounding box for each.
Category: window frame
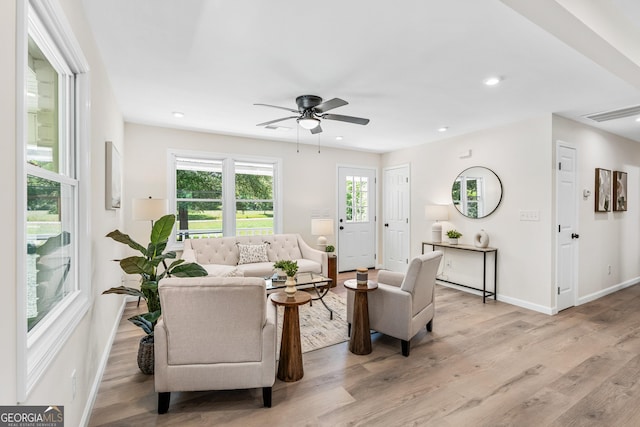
[16,0,91,401]
[167,149,283,248]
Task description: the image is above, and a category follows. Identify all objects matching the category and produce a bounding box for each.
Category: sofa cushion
[237,242,270,265]
[236,262,277,277]
[202,264,244,277]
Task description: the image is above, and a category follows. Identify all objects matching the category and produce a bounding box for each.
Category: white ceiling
[82,0,640,153]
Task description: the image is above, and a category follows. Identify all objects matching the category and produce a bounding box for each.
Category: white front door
[338,167,376,272]
[383,165,410,272]
[557,142,578,311]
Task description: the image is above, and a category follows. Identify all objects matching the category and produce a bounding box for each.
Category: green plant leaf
[120,256,155,276]
[102,286,145,299]
[150,214,175,245]
[106,230,147,255]
[167,259,185,270]
[128,313,158,335]
[169,262,208,277]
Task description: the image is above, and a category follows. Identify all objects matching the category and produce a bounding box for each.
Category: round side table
[344,279,378,355]
[271,292,311,382]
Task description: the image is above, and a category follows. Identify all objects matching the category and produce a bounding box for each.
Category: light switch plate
[519,210,540,221]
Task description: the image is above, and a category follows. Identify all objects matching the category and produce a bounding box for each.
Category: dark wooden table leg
[278,305,304,382]
[349,291,372,355]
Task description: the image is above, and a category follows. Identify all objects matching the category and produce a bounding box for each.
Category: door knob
[571,233,580,239]
[384,223,389,227]
[339,226,344,230]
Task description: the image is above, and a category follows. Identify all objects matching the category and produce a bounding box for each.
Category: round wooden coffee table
[344,279,378,355]
[271,292,311,382]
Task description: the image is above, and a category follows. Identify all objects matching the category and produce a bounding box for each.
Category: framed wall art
[105,141,122,210]
[594,168,611,212]
[613,170,628,211]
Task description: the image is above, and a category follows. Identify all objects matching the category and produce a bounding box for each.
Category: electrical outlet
[608,265,612,275]
[71,370,77,400]
[445,259,452,268]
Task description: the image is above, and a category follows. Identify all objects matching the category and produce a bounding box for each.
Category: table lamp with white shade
[311,218,334,250]
[425,205,448,243]
[132,197,167,228]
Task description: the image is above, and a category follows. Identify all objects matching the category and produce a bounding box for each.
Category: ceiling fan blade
[322,113,370,125]
[256,116,297,127]
[310,124,323,134]
[315,98,348,113]
[254,103,299,113]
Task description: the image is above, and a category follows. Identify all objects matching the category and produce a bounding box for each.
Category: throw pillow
[237,243,269,265]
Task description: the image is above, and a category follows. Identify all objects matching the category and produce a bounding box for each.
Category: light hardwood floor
[89,273,640,426]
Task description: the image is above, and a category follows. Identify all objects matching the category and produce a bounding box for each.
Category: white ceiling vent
[584,105,640,122]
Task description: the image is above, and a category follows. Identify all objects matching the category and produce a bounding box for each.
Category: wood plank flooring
[89,273,640,426]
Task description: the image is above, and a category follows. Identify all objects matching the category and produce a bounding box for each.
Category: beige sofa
[181,234,328,278]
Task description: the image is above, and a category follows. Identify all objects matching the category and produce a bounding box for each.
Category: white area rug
[275,291,348,354]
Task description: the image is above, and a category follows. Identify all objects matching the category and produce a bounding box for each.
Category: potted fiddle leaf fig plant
[103,214,208,374]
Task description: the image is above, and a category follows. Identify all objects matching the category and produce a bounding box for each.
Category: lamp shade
[425,205,449,221]
[311,218,334,236]
[132,197,167,221]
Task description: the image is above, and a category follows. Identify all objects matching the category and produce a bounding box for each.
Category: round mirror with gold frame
[452,166,502,218]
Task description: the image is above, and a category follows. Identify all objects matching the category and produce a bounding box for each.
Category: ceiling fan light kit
[255,94,370,134]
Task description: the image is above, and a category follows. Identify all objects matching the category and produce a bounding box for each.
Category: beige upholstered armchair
[155,277,277,413]
[347,251,443,356]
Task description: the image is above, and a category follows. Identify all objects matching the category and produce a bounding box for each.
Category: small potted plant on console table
[446,229,462,245]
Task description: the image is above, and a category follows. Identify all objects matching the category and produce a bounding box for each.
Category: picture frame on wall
[105,141,122,210]
[594,168,611,212]
[613,170,628,211]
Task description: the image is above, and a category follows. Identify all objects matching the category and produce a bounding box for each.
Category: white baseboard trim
[497,294,555,315]
[577,277,640,306]
[79,298,127,427]
[436,281,554,315]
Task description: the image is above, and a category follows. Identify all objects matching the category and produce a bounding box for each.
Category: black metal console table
[422,241,497,303]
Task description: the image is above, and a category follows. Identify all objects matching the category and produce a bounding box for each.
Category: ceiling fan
[255,95,370,134]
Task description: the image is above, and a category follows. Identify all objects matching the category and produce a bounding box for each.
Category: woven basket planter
[137,335,155,375]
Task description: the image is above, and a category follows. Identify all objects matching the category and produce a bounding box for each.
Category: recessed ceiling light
[172,111,184,118]
[438,127,448,132]
[336,136,343,141]
[483,76,502,86]
[636,117,640,122]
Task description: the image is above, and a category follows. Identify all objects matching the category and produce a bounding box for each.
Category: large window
[170,152,280,243]
[18,0,90,400]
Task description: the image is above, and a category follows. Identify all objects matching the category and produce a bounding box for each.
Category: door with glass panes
[337,167,376,271]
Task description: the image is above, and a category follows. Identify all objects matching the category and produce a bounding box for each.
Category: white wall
[553,115,640,302]
[123,123,381,251]
[382,116,555,312]
[2,1,126,426]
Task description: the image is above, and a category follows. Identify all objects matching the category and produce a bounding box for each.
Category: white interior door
[557,142,578,311]
[383,165,410,272]
[338,167,376,272]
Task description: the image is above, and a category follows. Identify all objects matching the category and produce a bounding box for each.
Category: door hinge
[558,225,561,232]
[406,259,409,264]
[406,177,409,183]
[374,253,376,260]
[406,218,409,223]
[558,162,562,170]
[557,286,560,295]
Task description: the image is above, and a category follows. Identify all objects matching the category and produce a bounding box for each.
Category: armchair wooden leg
[427,319,433,332]
[347,322,351,337]
[263,387,272,408]
[401,340,410,357]
[158,392,171,414]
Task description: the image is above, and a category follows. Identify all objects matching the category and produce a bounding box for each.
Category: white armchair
[347,251,443,356]
[155,276,277,413]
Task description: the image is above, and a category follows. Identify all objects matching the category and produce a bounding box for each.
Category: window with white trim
[170,152,281,243]
[18,0,91,400]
